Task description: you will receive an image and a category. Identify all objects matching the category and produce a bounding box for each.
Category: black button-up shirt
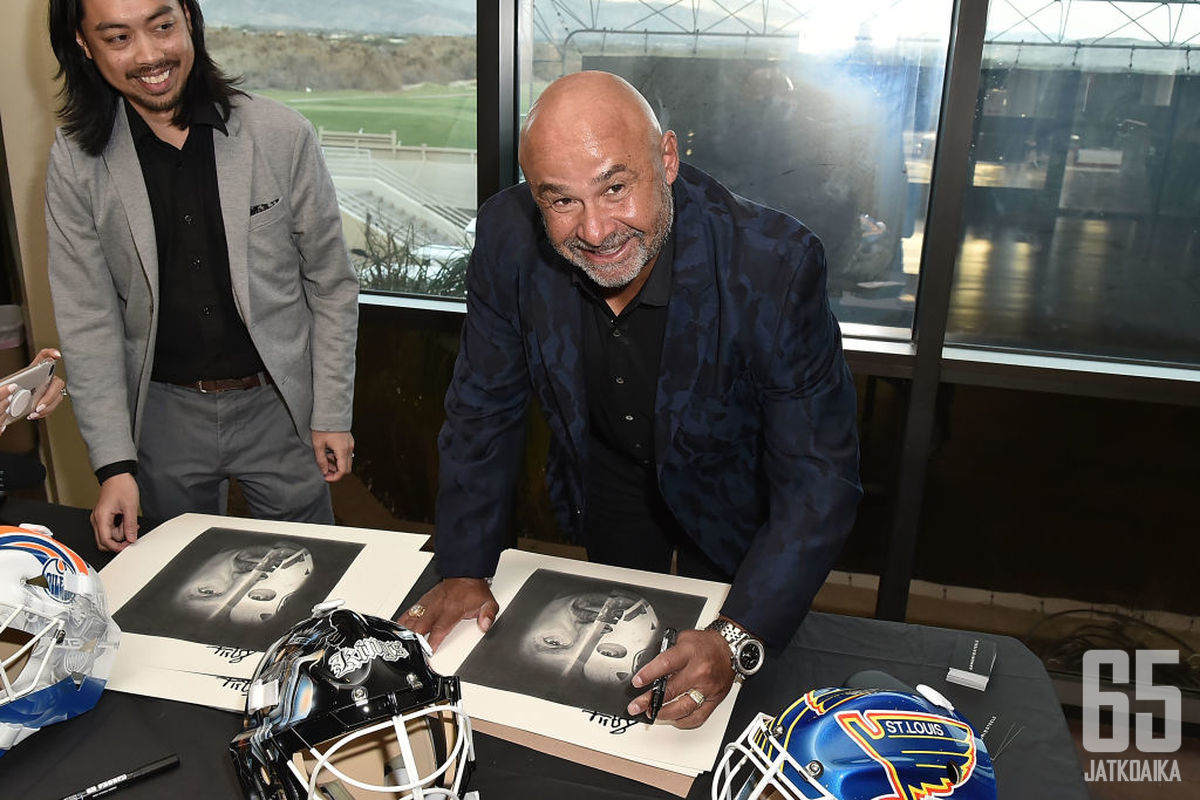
[579,233,687,553]
[127,102,264,385]
[99,104,267,484]
[580,238,672,466]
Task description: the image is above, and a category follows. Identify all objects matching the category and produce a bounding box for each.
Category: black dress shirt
[578,234,690,564]
[127,102,264,384]
[99,104,265,484]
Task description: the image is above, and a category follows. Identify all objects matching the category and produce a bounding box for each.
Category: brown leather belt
[166,372,273,394]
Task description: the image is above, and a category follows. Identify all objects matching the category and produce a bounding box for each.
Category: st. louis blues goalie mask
[712,685,997,800]
[230,602,475,800]
[0,524,120,756]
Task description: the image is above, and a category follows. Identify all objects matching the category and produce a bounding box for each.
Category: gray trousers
[136,380,333,524]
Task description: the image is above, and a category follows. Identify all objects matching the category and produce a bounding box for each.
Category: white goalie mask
[0,524,121,756]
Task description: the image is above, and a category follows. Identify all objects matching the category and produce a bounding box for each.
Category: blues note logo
[834,706,978,799]
[755,688,980,800]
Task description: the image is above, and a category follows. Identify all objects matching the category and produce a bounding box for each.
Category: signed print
[458,569,705,718]
[113,527,361,650]
[99,513,432,712]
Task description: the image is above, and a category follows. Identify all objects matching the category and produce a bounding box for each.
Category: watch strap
[705,618,764,679]
[706,618,746,647]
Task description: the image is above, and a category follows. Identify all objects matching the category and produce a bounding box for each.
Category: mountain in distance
[198,1,741,39]
[198,0,477,36]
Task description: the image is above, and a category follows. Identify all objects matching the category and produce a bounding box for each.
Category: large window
[948,0,1200,365]
[203,1,478,299]
[520,0,954,333]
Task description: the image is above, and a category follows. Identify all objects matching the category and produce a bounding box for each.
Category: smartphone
[1,360,55,426]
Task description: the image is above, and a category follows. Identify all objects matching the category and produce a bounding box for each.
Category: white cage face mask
[291,701,474,800]
[0,602,64,704]
[712,713,836,800]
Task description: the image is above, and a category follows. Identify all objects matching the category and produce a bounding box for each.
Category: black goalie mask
[230,601,475,800]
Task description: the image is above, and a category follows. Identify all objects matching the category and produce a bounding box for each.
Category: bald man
[400,72,861,728]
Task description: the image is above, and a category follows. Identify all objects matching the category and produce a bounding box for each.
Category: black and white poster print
[100,513,432,710]
[431,549,735,778]
[458,569,706,718]
[113,526,362,650]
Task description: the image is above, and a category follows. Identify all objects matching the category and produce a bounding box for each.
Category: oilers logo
[43,568,68,600]
[0,526,88,604]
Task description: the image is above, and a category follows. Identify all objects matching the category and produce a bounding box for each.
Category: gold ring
[407,603,427,618]
[686,688,705,706]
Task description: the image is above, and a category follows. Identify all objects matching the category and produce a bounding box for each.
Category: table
[0,499,1088,799]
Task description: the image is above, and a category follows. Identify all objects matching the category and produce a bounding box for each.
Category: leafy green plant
[350,211,469,298]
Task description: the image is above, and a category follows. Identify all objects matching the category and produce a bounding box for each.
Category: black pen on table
[58,753,180,800]
[646,626,677,722]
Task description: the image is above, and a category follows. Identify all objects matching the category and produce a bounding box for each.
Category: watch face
[735,639,764,676]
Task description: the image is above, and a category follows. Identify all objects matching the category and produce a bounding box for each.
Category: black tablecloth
[0,499,1088,799]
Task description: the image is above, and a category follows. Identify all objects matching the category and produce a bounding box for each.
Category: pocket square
[250,198,281,216]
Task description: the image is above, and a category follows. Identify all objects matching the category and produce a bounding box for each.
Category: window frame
[374,0,1200,620]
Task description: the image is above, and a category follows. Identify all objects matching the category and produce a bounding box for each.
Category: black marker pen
[59,753,180,800]
[646,626,677,722]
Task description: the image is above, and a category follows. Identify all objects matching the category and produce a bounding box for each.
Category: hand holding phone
[0,350,64,428]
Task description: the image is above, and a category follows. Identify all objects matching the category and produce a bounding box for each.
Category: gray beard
[550,181,675,289]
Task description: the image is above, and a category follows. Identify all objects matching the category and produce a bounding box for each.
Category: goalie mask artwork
[712,685,997,800]
[180,541,315,624]
[230,602,475,800]
[0,524,121,756]
[525,589,660,684]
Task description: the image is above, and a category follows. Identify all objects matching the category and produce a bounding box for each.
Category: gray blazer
[45,94,358,472]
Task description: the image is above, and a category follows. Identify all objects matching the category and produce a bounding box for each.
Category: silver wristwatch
[706,618,765,680]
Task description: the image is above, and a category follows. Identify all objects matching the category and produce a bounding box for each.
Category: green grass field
[257,85,477,149]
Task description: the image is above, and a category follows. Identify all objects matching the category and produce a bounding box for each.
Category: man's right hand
[395,577,498,652]
[91,473,140,552]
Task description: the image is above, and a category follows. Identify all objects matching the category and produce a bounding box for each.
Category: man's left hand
[626,628,735,729]
[312,430,354,481]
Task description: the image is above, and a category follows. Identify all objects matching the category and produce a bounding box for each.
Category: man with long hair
[44,0,358,550]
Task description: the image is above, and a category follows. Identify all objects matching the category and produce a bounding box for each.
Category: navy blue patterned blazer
[436,163,862,647]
